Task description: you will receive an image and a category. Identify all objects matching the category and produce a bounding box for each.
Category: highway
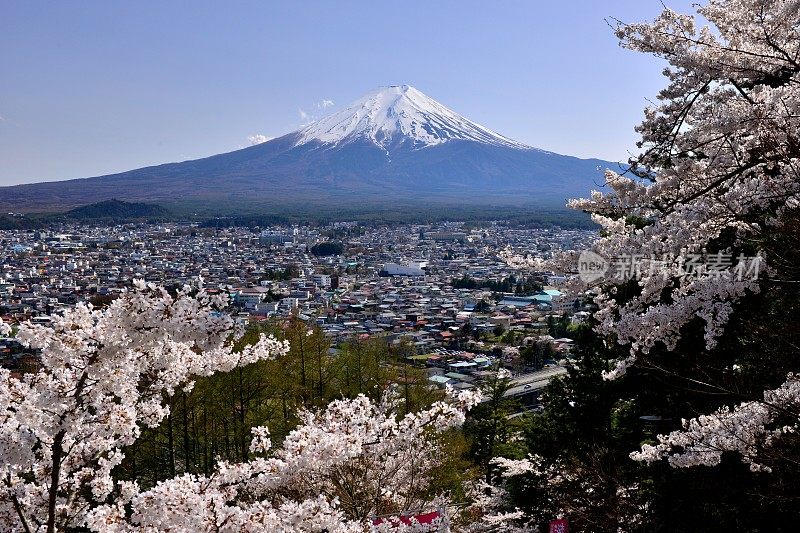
[503,366,567,397]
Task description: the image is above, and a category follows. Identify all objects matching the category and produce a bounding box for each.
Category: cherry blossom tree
[499,0,800,485]
[87,388,481,532]
[0,282,288,532]
[0,282,481,532]
[565,0,800,469]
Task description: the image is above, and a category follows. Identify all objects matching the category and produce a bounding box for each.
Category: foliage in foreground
[0,284,482,532]
[489,0,800,530]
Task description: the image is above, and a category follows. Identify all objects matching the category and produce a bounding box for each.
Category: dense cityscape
[0,222,595,403]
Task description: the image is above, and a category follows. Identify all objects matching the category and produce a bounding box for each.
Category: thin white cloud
[248,134,273,145]
[296,99,332,126]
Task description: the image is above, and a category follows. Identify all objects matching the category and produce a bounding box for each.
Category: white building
[312,274,332,288]
[382,261,428,276]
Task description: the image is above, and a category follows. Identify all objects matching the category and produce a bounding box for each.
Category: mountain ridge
[0,86,617,212]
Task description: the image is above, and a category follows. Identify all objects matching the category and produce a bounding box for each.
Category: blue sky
[0,0,697,186]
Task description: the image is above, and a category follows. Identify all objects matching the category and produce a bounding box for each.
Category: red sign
[373,510,441,527]
[549,518,569,533]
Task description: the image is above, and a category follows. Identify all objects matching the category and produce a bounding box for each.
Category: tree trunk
[182,392,190,472]
[167,410,176,477]
[239,367,248,461]
[46,430,66,533]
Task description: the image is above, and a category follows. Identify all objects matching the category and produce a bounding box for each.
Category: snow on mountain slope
[294,85,532,151]
[0,84,615,211]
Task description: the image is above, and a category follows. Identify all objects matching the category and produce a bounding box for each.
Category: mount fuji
[0,85,617,212]
[293,85,529,150]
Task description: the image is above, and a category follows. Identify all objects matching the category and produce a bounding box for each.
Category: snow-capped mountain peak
[294,85,530,151]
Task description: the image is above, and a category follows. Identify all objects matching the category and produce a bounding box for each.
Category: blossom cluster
[86,387,481,532]
[580,0,800,468]
[0,281,482,531]
[631,374,800,472]
[0,282,289,532]
[503,0,800,471]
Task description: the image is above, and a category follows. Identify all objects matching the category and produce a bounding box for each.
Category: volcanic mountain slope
[0,85,618,212]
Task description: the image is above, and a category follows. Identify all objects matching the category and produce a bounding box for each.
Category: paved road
[504,366,567,397]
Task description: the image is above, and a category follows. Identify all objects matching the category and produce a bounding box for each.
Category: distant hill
[0,85,620,213]
[65,199,170,219]
[0,214,42,230]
